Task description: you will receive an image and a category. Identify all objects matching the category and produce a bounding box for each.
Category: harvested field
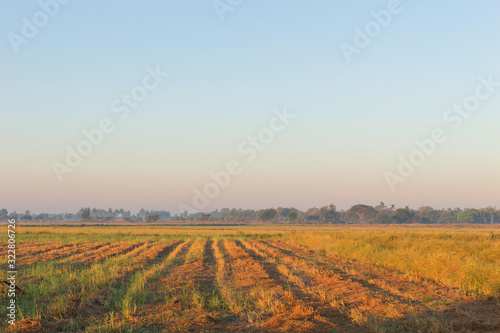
[1,226,499,332]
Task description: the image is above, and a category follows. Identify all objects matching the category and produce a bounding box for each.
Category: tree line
[0,208,169,223]
[177,203,499,224]
[1,203,499,224]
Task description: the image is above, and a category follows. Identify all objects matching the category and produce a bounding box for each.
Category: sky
[1,0,500,214]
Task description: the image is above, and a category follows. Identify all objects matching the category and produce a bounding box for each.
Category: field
[1,225,499,332]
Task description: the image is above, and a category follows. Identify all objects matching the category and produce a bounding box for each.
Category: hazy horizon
[2,1,500,214]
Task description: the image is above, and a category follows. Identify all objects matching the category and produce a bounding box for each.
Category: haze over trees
[2,203,499,224]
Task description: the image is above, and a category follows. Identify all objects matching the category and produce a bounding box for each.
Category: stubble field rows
[1,226,499,332]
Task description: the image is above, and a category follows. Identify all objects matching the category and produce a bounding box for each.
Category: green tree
[305,208,321,222]
[438,210,454,224]
[81,208,91,221]
[146,213,160,223]
[319,204,340,223]
[287,210,298,222]
[457,209,482,224]
[346,205,377,223]
[480,207,497,224]
[393,207,414,224]
[457,211,475,224]
[419,206,439,223]
[278,208,291,220]
[259,209,277,222]
[372,211,395,224]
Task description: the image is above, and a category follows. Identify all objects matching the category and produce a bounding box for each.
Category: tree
[35,213,49,221]
[305,208,321,222]
[418,217,433,224]
[372,211,395,224]
[287,210,298,222]
[480,207,497,224]
[457,211,475,224]
[279,208,291,220]
[393,207,415,224]
[457,209,482,224]
[81,208,91,221]
[259,209,277,222]
[438,209,455,224]
[419,206,433,218]
[21,210,33,221]
[319,204,340,223]
[200,213,211,221]
[146,213,160,223]
[0,209,8,219]
[346,205,377,223]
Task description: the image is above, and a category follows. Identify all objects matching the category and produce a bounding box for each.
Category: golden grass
[1,225,498,332]
[285,229,500,297]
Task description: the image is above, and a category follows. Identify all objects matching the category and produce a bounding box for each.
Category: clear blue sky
[1,1,500,214]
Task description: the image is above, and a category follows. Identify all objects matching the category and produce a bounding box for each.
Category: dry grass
[1,225,498,332]
[284,229,500,297]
